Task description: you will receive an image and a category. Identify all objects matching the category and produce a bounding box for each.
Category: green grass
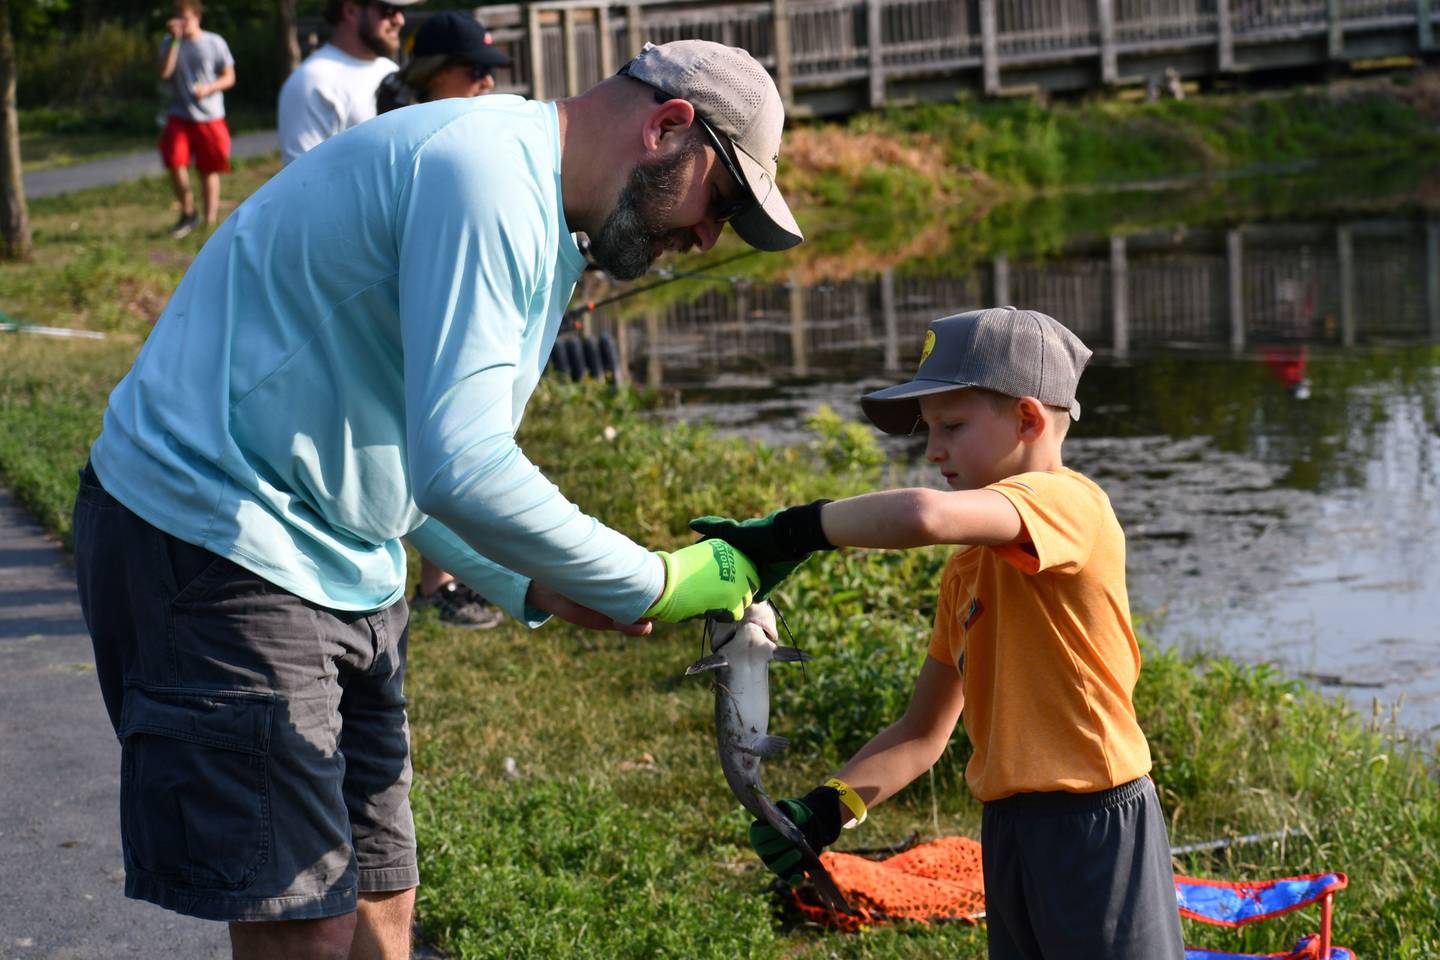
[3,74,1439,958]
[4,350,1435,956]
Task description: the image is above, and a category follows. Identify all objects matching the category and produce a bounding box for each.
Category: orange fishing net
[793,836,986,931]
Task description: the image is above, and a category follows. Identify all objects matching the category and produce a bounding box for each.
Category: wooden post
[1419,0,1435,51]
[1327,0,1345,60]
[527,4,546,100]
[992,252,1010,306]
[562,7,581,97]
[1426,222,1439,339]
[1337,226,1356,348]
[626,3,644,58]
[597,5,616,77]
[614,316,630,386]
[880,267,899,371]
[1110,235,1129,358]
[1217,0,1235,72]
[1227,229,1245,354]
[867,0,886,108]
[645,309,663,388]
[1097,0,1118,84]
[773,0,795,108]
[788,283,808,376]
[980,0,1000,95]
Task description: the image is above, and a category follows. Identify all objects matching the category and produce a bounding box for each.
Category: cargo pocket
[118,684,275,891]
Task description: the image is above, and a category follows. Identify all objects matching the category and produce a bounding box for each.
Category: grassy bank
[0,338,1436,957]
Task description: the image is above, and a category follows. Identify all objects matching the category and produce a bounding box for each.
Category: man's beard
[359,13,398,58]
[587,140,702,282]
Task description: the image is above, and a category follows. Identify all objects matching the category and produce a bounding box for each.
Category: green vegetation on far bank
[1,341,1436,958]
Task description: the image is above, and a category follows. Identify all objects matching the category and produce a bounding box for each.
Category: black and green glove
[689,500,835,600]
[644,539,759,623]
[749,785,844,884]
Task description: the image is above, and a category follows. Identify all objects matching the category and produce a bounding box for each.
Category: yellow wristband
[825,777,867,828]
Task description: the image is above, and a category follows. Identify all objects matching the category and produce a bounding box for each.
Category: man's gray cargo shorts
[73,463,418,922]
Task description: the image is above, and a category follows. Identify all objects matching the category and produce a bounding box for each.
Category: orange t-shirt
[928,468,1152,802]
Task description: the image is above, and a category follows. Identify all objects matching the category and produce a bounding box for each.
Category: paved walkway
[21,131,279,200]
[0,487,228,958]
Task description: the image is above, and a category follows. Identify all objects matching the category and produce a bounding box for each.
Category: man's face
[586,129,747,281]
[357,0,404,59]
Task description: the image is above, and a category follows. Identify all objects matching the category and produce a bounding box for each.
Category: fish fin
[685,653,730,675]
[753,793,855,915]
[752,735,789,758]
[770,646,813,663]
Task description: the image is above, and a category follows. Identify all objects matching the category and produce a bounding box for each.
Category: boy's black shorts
[981,776,1184,960]
[73,464,417,922]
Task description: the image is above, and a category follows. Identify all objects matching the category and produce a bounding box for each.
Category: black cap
[413,12,511,69]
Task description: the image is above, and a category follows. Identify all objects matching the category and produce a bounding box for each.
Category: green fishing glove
[749,786,844,884]
[644,539,759,623]
[689,500,835,600]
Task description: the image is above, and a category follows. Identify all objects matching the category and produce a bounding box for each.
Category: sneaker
[411,582,505,629]
[170,212,200,239]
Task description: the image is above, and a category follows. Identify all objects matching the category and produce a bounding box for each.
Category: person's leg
[202,171,222,226]
[980,803,1046,960]
[412,558,503,628]
[341,601,420,959]
[419,556,452,595]
[349,888,415,960]
[1016,779,1185,960]
[228,914,357,960]
[169,166,194,218]
[193,118,231,227]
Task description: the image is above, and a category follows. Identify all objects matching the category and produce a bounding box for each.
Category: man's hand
[644,539,759,622]
[689,500,834,600]
[749,786,843,883]
[525,581,652,636]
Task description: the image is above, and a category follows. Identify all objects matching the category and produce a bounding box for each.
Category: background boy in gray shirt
[158,0,235,238]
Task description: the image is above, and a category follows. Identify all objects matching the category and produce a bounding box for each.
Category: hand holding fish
[689,499,836,600]
[749,786,843,883]
[644,539,759,622]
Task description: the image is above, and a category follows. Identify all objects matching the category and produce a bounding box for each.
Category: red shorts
[159,115,231,174]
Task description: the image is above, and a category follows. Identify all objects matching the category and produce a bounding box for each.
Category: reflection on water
[583,208,1440,734]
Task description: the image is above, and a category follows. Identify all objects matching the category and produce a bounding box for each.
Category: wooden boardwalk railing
[443,0,1440,115]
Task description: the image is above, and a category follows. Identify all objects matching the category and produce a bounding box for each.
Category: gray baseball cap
[861,307,1093,435]
[619,40,802,252]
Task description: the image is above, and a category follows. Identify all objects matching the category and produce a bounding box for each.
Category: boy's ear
[1014,396,1048,443]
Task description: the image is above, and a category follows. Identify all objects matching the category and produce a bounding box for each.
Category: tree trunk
[0,0,32,262]
[276,0,301,79]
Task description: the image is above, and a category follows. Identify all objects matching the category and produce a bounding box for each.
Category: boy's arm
[196,63,236,98]
[821,488,1023,550]
[750,655,964,881]
[830,653,966,811]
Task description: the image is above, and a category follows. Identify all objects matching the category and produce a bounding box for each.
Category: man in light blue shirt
[73,40,803,958]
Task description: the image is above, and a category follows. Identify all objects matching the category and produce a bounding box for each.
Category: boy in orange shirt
[694,307,1183,959]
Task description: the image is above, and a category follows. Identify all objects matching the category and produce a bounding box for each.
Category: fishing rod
[563,246,764,322]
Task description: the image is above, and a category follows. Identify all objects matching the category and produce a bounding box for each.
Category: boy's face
[918,389,1027,490]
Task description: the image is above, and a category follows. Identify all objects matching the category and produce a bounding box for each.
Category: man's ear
[641,98,697,154]
[1015,396,1048,443]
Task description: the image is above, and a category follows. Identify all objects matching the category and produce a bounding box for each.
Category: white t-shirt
[276,43,397,164]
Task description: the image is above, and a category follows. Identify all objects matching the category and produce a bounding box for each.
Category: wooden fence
[441,0,1440,115]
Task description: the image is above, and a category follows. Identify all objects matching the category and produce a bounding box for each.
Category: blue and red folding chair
[1177,871,1353,959]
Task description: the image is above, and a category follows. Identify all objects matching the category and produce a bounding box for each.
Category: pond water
[580,183,1440,735]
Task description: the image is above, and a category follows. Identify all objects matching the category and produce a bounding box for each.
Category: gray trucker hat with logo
[619,39,802,252]
[861,307,1093,435]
